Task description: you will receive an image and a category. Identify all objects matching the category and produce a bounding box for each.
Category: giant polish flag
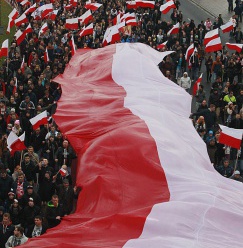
[30,110,48,130]
[226,42,243,53]
[23,43,243,248]
[219,125,243,149]
[205,37,222,53]
[203,28,219,45]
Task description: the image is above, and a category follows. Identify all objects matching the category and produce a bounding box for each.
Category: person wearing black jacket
[0,213,14,248]
[26,215,47,238]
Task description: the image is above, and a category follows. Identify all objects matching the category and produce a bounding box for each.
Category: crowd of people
[0,0,243,246]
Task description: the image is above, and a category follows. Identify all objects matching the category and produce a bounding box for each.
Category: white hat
[234,170,240,175]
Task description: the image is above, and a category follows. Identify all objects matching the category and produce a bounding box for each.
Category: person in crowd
[9,199,23,226]
[216,158,234,178]
[179,72,191,92]
[0,168,13,202]
[26,215,47,238]
[21,185,41,208]
[0,213,14,248]
[230,170,243,182]
[5,226,28,248]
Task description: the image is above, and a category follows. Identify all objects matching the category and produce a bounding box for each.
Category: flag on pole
[185,43,194,61]
[15,13,28,27]
[21,56,25,74]
[14,30,25,45]
[203,28,219,45]
[44,47,50,63]
[226,42,243,53]
[205,37,222,53]
[30,110,48,130]
[69,35,76,56]
[79,23,94,37]
[157,41,168,50]
[126,1,137,9]
[167,22,180,36]
[135,0,155,8]
[24,3,36,15]
[220,21,234,33]
[160,0,176,14]
[85,1,102,11]
[59,167,67,176]
[65,18,79,30]
[24,23,33,34]
[219,125,243,149]
[7,131,26,156]
[192,73,203,96]
[0,39,8,58]
[6,8,19,34]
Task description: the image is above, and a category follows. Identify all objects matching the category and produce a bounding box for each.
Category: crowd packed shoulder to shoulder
[0,0,243,246]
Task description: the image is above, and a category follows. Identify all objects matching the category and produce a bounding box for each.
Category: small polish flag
[157,40,168,50]
[226,42,243,53]
[0,39,8,58]
[167,22,180,36]
[39,23,48,37]
[7,131,26,156]
[30,110,48,130]
[219,125,243,149]
[24,23,33,34]
[65,4,73,11]
[192,73,203,96]
[20,0,31,6]
[85,1,102,11]
[15,13,28,27]
[135,0,155,8]
[203,28,219,45]
[220,21,234,33]
[205,37,222,53]
[126,1,137,9]
[6,8,19,34]
[44,47,50,63]
[70,0,78,7]
[13,78,17,94]
[24,3,36,15]
[69,35,76,56]
[14,30,25,45]
[65,18,79,30]
[79,10,93,25]
[40,4,53,19]
[49,10,58,21]
[21,56,25,74]
[59,167,67,176]
[185,43,194,60]
[79,23,93,37]
[160,0,176,14]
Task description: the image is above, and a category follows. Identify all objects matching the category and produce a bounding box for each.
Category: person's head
[223,159,229,167]
[199,84,204,91]
[183,72,188,78]
[27,185,34,194]
[28,146,34,154]
[209,104,216,111]
[234,170,241,178]
[13,199,19,207]
[17,172,25,182]
[45,171,51,179]
[2,213,11,225]
[34,216,43,227]
[14,226,24,237]
[28,197,34,207]
[208,130,214,136]
[42,158,48,166]
[52,195,59,207]
[25,95,30,102]
[201,100,207,106]
[24,155,30,163]
[0,168,7,178]
[63,140,69,148]
[229,91,234,97]
[63,179,69,188]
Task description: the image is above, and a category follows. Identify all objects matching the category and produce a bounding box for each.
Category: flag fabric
[15,13,28,27]
[160,0,176,14]
[14,30,25,45]
[185,43,194,60]
[79,10,93,25]
[49,10,58,21]
[102,25,120,46]
[205,37,222,53]
[135,0,155,8]
[192,73,203,96]
[69,35,76,56]
[157,40,168,50]
[23,43,243,248]
[226,42,243,53]
[30,110,48,130]
[220,21,234,33]
[39,23,48,36]
[24,3,36,15]
[20,0,30,6]
[203,28,219,45]
[7,131,26,156]
[219,125,243,149]
[126,18,137,26]
[126,1,137,9]
[44,47,50,63]
[65,18,79,30]
[21,56,25,74]
[167,22,180,35]
[85,2,102,11]
[0,39,8,58]
[70,0,78,7]
[6,8,19,33]
[59,168,67,176]
[24,23,33,34]
[79,23,93,37]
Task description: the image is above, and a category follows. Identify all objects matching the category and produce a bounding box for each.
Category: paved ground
[188,0,238,23]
